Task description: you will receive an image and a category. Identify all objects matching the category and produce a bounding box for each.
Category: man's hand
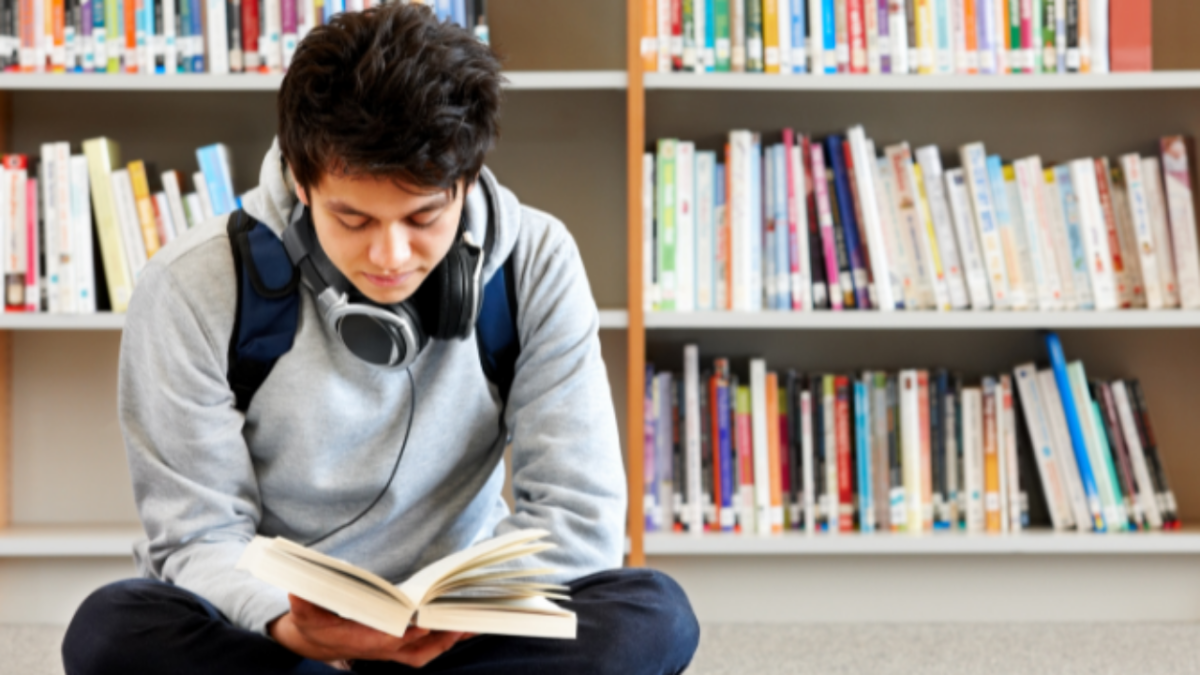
[268,594,472,668]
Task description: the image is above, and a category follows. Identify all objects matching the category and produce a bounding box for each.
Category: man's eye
[338,218,368,231]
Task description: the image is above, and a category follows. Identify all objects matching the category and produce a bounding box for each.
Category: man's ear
[291,168,310,207]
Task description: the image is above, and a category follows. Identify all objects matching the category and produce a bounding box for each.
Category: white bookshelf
[645,71,1200,91]
[644,310,1200,330]
[0,525,143,557]
[644,530,1200,556]
[0,70,628,92]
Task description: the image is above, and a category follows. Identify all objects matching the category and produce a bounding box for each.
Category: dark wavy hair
[278,3,503,195]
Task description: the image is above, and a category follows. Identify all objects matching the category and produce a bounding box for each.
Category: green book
[1090,401,1128,532]
[745,0,764,73]
[714,0,731,71]
[683,0,697,71]
[107,0,121,73]
[1009,0,1021,73]
[735,384,753,533]
[1041,0,1056,73]
[1067,362,1122,533]
[656,139,678,312]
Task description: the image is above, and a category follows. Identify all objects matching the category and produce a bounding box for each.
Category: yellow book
[912,164,948,310]
[762,0,780,73]
[765,372,783,534]
[82,138,133,313]
[127,160,161,259]
[916,0,935,74]
[983,379,1003,533]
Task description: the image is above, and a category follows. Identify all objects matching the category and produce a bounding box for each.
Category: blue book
[644,365,657,532]
[825,135,870,310]
[773,144,789,310]
[821,0,836,74]
[452,0,467,26]
[703,0,716,72]
[750,137,763,311]
[854,379,874,533]
[716,372,734,532]
[436,0,453,21]
[1052,165,1096,310]
[189,0,203,73]
[93,0,107,73]
[196,145,235,216]
[140,0,153,73]
[1044,331,1107,532]
[789,0,806,73]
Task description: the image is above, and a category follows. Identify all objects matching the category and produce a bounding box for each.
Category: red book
[847,0,867,74]
[243,0,262,71]
[835,375,853,532]
[1110,0,1152,72]
[125,0,138,72]
[670,0,683,71]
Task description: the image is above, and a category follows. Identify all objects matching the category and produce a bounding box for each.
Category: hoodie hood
[239,137,522,283]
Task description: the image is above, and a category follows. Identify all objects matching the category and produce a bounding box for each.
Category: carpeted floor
[7,622,1200,674]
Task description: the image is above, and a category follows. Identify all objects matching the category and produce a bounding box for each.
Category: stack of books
[641,0,1152,75]
[0,0,488,75]
[644,332,1180,537]
[645,128,1200,314]
[0,137,238,314]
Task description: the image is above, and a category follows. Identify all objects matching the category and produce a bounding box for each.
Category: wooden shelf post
[625,0,646,567]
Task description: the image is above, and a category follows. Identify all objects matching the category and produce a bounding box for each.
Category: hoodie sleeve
[493,214,627,581]
[119,255,291,637]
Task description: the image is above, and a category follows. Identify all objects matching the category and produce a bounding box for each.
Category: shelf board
[644,530,1200,555]
[645,71,1200,92]
[598,309,628,329]
[0,524,143,557]
[0,70,628,91]
[0,309,627,330]
[644,310,1200,330]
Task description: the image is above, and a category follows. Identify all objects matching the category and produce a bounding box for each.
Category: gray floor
[7,622,1200,674]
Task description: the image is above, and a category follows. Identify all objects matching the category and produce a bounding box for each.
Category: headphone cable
[302,368,416,548]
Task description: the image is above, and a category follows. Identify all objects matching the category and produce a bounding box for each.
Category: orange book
[50,0,64,72]
[983,378,1002,533]
[127,161,161,258]
[765,372,783,533]
[1078,0,1090,73]
[917,370,933,532]
[1110,0,1152,72]
[641,0,657,72]
[964,0,978,74]
[125,0,139,72]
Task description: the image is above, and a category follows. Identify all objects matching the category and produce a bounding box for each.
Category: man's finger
[393,631,466,668]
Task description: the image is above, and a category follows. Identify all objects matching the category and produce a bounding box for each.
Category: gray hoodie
[118,139,626,636]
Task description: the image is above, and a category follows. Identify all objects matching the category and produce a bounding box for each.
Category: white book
[822,375,838,534]
[162,171,189,237]
[808,0,825,73]
[891,0,910,74]
[265,0,283,72]
[943,169,992,310]
[915,146,969,310]
[1069,159,1119,310]
[1111,381,1163,530]
[184,193,205,229]
[788,141,811,310]
[69,156,96,314]
[1013,157,1064,310]
[910,156,952,311]
[987,160,1031,311]
[749,135,764,311]
[962,386,985,534]
[960,143,1011,309]
[1000,375,1022,532]
[1109,161,1150,308]
[951,0,972,72]
[749,359,772,536]
[695,151,715,311]
[1089,0,1109,73]
[898,370,922,534]
[1036,369,1092,531]
[163,0,177,74]
[683,345,703,534]
[154,193,177,245]
[193,171,215,220]
[53,142,73,313]
[238,528,575,639]
[1012,364,1072,531]
[1052,165,1097,309]
[730,131,753,311]
[1098,158,1140,308]
[39,145,60,313]
[864,0,880,74]
[993,0,1008,72]
[1067,362,1122,531]
[111,169,149,283]
[776,0,791,73]
[1040,167,1081,310]
[657,0,671,72]
[1159,137,1200,309]
[643,154,656,311]
[5,167,24,310]
[849,126,897,311]
[801,389,815,534]
[865,139,908,309]
[1141,157,1181,308]
[885,144,937,310]
[874,155,916,309]
[205,0,230,74]
[1003,177,1040,309]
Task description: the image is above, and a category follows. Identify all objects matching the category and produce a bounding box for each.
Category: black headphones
[281,189,486,369]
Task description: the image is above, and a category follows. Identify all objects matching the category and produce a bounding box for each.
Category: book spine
[683,345,703,533]
[810,142,843,309]
[981,377,1002,533]
[1072,371,1122,530]
[1044,331,1106,531]
[804,138,829,309]
[23,175,36,311]
[1093,158,1133,307]
[1159,137,1200,309]
[1109,0,1150,72]
[1097,382,1140,529]
[682,0,696,70]
[1040,169,1079,309]
[1012,363,1071,530]
[644,367,658,532]
[847,0,866,73]
[887,144,936,309]
[1041,0,1056,72]
[944,168,993,310]
[716,363,735,531]
[750,359,772,535]
[785,131,810,310]
[1000,375,1022,532]
[1069,158,1119,310]
[1088,0,1106,73]
[801,386,815,533]
[1051,165,1095,309]
[1109,163,1149,308]
[855,377,875,532]
[656,139,677,311]
[930,371,946,528]
[849,126,898,311]
[1111,380,1163,529]
[766,372,784,533]
[911,162,954,311]
[834,0,849,72]
[745,0,763,71]
[1013,157,1063,310]
[761,0,778,72]
[696,151,715,311]
[864,0,879,73]
[1129,380,1178,527]
[789,0,806,72]
[1036,368,1093,530]
[675,141,695,312]
[1001,168,1041,309]
[983,156,1028,310]
[827,135,870,309]
[834,375,852,532]
[1141,157,1180,308]
[899,369,921,532]
[643,153,656,311]
[53,142,73,311]
[889,0,908,74]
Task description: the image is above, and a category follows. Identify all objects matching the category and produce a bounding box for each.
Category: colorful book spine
[1160,137,1200,309]
[1044,331,1106,532]
[944,168,993,309]
[960,143,1010,308]
[985,155,1029,309]
[854,377,875,532]
[750,359,772,535]
[1141,156,1180,308]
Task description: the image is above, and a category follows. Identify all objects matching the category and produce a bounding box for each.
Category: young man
[60,5,698,674]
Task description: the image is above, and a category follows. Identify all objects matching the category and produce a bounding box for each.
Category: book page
[397,529,552,607]
[266,536,413,608]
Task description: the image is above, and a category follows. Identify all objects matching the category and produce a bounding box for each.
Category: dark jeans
[61,567,700,675]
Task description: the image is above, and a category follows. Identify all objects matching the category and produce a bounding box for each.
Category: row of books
[0,137,235,314]
[641,0,1152,75]
[644,331,1179,537]
[643,128,1200,313]
[0,0,488,75]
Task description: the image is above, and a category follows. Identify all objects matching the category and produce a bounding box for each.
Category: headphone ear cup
[433,250,461,339]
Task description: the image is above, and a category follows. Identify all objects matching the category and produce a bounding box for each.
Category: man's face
[295,170,467,306]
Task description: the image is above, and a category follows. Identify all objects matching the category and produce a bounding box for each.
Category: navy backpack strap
[477,254,520,406]
[227,210,301,413]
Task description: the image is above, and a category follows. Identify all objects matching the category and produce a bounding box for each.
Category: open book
[235,528,576,639]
